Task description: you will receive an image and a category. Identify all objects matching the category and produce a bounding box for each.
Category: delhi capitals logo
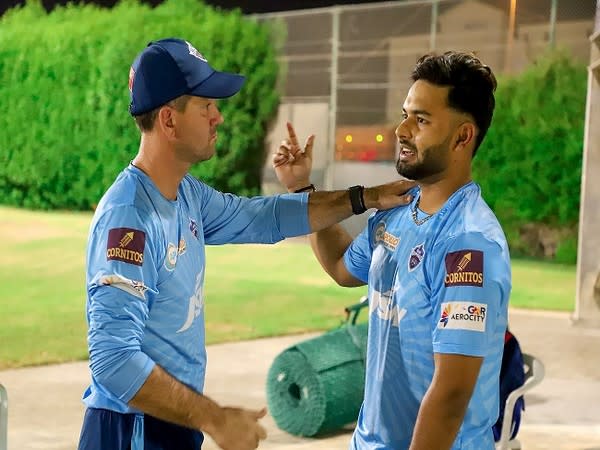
[408,243,425,272]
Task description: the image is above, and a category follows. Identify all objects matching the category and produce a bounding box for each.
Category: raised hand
[272,122,315,192]
[209,406,267,450]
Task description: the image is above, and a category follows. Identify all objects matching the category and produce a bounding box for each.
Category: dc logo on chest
[408,243,425,272]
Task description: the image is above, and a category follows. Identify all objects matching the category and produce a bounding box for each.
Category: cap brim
[189,71,246,99]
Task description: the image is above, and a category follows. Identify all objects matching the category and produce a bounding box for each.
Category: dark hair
[411,51,497,156]
[133,95,192,132]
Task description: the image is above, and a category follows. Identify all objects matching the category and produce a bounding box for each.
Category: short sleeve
[343,221,375,284]
[430,232,510,357]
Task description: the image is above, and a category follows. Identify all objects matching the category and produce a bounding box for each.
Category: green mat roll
[266,324,368,437]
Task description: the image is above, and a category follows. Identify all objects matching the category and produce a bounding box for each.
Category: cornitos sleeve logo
[106,228,145,266]
[444,249,483,287]
[438,302,487,332]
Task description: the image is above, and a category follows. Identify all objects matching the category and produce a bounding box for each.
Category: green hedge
[473,50,587,263]
[0,0,281,210]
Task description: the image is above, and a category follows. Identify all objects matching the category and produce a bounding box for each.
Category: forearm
[309,224,362,287]
[306,190,353,231]
[129,365,223,435]
[306,187,377,232]
[409,387,469,450]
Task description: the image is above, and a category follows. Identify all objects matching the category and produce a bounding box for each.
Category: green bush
[0,0,281,210]
[554,234,578,265]
[474,50,586,259]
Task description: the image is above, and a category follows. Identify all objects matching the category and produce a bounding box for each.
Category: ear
[453,122,476,153]
[157,106,177,139]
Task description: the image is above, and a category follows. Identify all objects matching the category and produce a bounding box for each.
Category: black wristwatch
[348,185,367,215]
[293,184,316,193]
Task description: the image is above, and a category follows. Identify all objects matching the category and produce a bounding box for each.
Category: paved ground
[1,308,600,450]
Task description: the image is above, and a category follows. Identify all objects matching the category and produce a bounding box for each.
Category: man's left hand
[272,122,315,192]
[364,180,416,210]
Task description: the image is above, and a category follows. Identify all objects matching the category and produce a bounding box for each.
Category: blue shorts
[78,408,204,450]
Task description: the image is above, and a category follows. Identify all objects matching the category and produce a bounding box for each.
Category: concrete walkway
[1,308,599,450]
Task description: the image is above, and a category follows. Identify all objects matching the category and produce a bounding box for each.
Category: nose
[395,119,411,142]
[210,105,224,127]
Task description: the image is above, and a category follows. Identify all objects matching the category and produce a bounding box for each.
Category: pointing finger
[302,134,315,158]
[286,122,300,150]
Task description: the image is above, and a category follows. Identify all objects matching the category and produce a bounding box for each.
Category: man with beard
[274,51,510,450]
[78,38,414,450]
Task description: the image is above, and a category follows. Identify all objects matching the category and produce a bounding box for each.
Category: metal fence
[257,0,595,167]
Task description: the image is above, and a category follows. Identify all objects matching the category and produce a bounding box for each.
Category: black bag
[492,329,526,441]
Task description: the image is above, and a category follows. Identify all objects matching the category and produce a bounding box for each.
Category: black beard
[396,140,449,181]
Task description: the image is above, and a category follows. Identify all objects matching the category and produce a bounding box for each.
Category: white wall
[575,28,600,327]
[262,102,329,194]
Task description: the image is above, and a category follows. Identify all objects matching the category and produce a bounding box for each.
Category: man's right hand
[208,406,267,450]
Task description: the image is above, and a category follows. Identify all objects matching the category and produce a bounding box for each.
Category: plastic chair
[0,383,7,450]
[495,353,545,450]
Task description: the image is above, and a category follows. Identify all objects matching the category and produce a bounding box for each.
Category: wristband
[348,185,367,215]
[294,184,316,193]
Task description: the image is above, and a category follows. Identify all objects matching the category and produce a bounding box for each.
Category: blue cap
[128,38,246,116]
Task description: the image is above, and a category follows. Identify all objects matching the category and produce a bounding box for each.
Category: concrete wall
[330,161,399,237]
[574,26,600,328]
[387,1,507,122]
[386,1,593,122]
[516,20,595,68]
[261,0,595,247]
[262,105,401,237]
[262,102,329,195]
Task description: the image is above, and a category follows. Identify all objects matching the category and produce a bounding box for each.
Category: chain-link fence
[257,0,595,168]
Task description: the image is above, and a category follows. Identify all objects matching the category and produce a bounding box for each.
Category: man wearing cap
[77,38,414,450]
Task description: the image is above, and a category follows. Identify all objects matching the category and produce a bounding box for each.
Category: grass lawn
[0,206,576,369]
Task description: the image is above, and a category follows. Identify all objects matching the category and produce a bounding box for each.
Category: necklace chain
[411,196,435,226]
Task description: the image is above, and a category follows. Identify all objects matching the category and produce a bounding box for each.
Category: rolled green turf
[266,325,368,436]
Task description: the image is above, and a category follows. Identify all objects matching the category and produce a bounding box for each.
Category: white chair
[495,353,545,450]
[0,383,7,450]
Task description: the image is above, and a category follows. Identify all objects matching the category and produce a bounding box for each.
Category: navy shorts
[78,408,204,450]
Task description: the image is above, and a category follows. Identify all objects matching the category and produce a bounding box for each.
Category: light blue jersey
[344,181,510,450]
[83,164,310,413]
